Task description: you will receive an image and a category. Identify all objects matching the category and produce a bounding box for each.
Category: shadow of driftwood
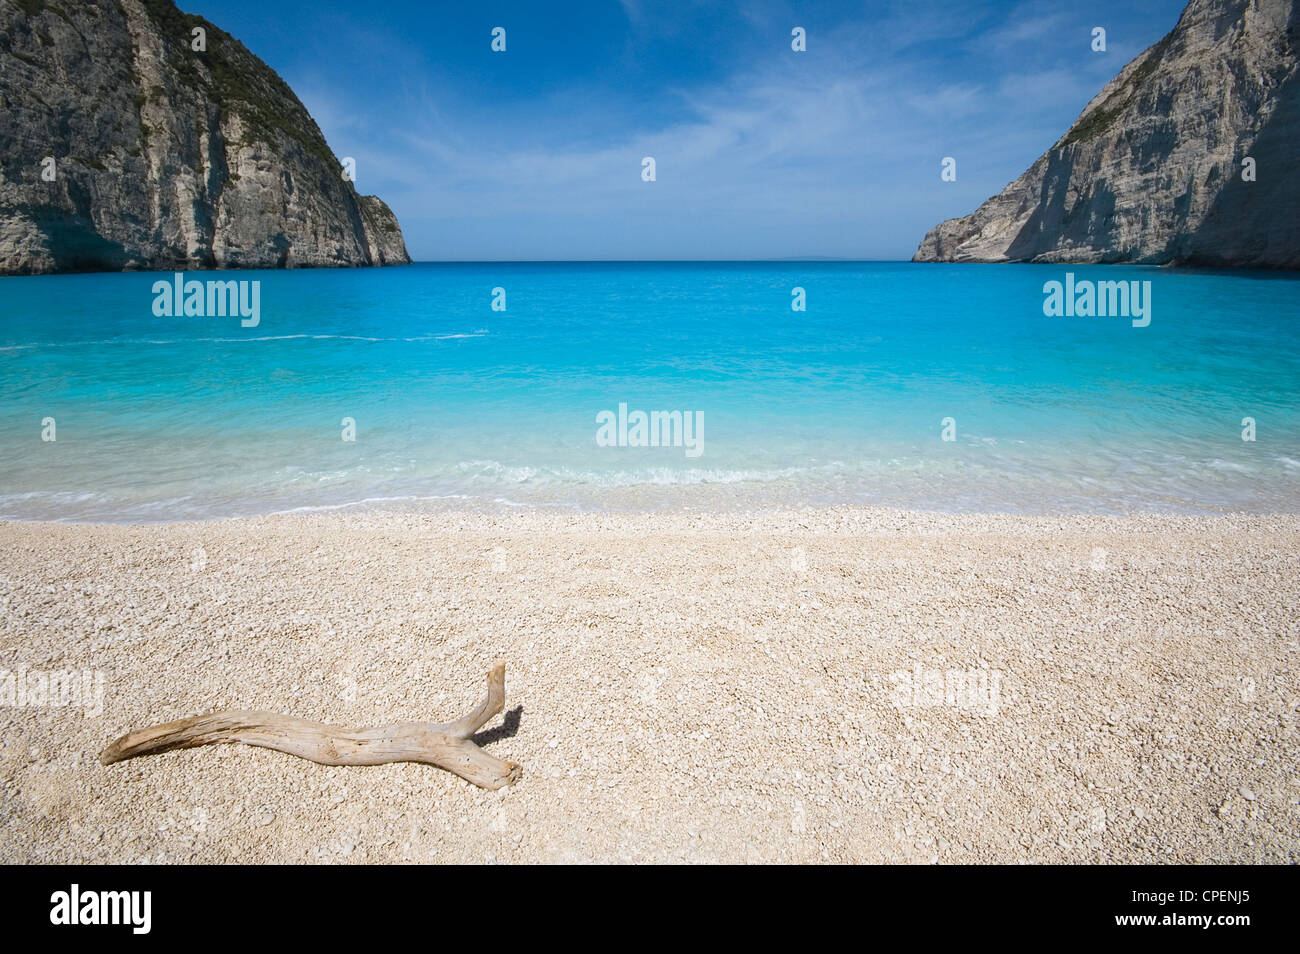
[473,705,523,748]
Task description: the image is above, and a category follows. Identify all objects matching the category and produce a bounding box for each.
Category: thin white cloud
[291,1,1183,258]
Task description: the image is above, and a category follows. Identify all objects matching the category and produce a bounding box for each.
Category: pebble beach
[1,507,1297,863]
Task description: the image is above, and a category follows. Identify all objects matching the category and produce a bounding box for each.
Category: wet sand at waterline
[1,508,1296,863]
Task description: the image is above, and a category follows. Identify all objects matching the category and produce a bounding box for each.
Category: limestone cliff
[914,0,1299,268]
[0,0,411,274]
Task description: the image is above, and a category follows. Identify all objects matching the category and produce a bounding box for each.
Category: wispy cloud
[203,0,1189,259]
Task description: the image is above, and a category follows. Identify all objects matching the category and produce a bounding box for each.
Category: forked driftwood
[101,662,521,790]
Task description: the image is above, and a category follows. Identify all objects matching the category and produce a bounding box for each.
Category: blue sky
[182,0,1189,261]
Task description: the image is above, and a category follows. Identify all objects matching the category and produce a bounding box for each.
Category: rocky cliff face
[0,0,410,274]
[914,0,1299,268]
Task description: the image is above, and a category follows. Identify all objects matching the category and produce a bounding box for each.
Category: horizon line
[405,258,916,264]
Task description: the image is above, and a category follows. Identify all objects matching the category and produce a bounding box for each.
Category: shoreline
[3,499,1299,530]
[2,506,1297,863]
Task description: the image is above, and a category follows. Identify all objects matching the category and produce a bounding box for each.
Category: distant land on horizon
[3,0,1295,273]
[0,0,409,276]
[914,0,1300,269]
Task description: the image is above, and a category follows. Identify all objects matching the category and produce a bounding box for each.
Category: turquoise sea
[0,262,1297,521]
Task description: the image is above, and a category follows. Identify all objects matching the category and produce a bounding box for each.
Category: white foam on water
[4,332,489,347]
[452,458,823,487]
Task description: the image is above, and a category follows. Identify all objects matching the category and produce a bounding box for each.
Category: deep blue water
[0,262,1296,520]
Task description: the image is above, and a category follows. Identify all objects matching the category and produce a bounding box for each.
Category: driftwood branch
[101,662,521,790]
